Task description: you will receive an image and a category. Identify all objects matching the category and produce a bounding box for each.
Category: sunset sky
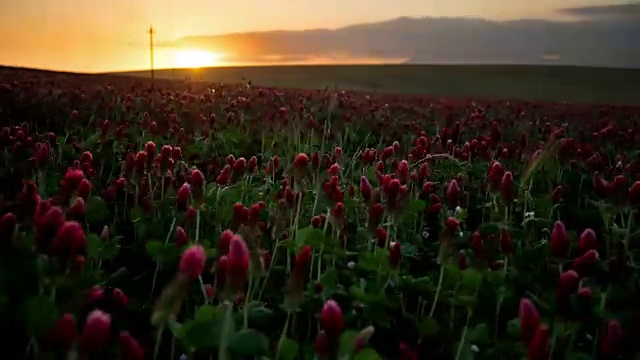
[0,0,631,72]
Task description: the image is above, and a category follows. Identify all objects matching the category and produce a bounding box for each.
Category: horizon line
[4,62,640,77]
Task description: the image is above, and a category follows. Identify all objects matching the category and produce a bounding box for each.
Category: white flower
[347,261,356,269]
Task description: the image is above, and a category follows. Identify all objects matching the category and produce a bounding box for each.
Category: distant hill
[172,5,640,68]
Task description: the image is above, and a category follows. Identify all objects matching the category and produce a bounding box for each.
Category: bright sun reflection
[174,49,224,68]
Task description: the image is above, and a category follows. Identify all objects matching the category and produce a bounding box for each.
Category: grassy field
[110,64,640,105]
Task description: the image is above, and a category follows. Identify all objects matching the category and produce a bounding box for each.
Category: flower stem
[429,264,445,318]
[195,210,201,243]
[150,217,177,301]
[275,312,292,360]
[218,301,234,360]
[454,311,471,360]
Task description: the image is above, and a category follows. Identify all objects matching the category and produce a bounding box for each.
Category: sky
[0,0,631,72]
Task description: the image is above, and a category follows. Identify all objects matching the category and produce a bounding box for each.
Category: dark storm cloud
[560,2,640,18]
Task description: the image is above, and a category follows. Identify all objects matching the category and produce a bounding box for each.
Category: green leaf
[85,196,110,226]
[146,241,163,258]
[295,226,324,247]
[353,348,383,360]
[182,318,222,349]
[228,329,270,356]
[245,303,274,326]
[454,341,475,360]
[469,323,490,344]
[339,330,359,356]
[506,317,521,338]
[194,305,215,322]
[86,234,118,260]
[160,243,183,261]
[460,268,483,290]
[406,199,426,213]
[24,296,58,336]
[419,317,439,337]
[167,319,185,340]
[319,269,340,291]
[277,338,299,360]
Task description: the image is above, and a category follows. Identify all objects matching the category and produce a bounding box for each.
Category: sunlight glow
[173,49,224,68]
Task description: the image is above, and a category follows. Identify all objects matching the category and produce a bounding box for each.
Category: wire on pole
[148,25,155,81]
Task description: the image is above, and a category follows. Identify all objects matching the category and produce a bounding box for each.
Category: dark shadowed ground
[109,65,640,105]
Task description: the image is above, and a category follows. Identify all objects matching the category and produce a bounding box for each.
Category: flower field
[1,67,640,360]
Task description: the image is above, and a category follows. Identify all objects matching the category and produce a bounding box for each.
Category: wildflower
[113,288,129,308]
[176,183,191,211]
[190,169,205,202]
[246,156,258,173]
[550,221,569,258]
[445,217,460,231]
[499,227,513,255]
[360,176,372,202]
[601,320,623,356]
[66,198,86,221]
[397,160,409,183]
[232,203,249,226]
[49,313,77,350]
[500,171,514,204]
[314,330,329,357]
[294,246,312,275]
[227,235,250,292]
[557,270,579,312]
[578,229,597,253]
[293,153,309,169]
[519,298,540,345]
[629,181,640,206]
[216,255,229,291]
[219,229,234,254]
[573,249,599,276]
[389,242,401,267]
[77,178,92,200]
[175,226,188,247]
[144,141,156,157]
[62,169,85,196]
[375,227,387,247]
[80,310,111,351]
[354,326,375,353]
[458,250,468,270]
[179,245,206,279]
[216,165,231,186]
[445,179,460,208]
[53,221,86,257]
[321,300,344,337]
[527,324,550,360]
[119,331,145,360]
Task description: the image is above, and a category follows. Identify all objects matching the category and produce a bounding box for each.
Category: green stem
[195,210,201,243]
[429,264,445,318]
[244,276,253,328]
[493,257,509,341]
[275,312,292,360]
[150,217,177,301]
[454,311,471,360]
[218,301,234,360]
[153,325,164,360]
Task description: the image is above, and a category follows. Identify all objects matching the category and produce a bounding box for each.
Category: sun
[174,49,224,68]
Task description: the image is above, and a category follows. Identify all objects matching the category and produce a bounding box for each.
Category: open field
[111,64,640,105]
[1,66,640,359]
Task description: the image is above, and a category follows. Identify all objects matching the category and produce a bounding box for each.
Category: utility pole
[148,25,155,81]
